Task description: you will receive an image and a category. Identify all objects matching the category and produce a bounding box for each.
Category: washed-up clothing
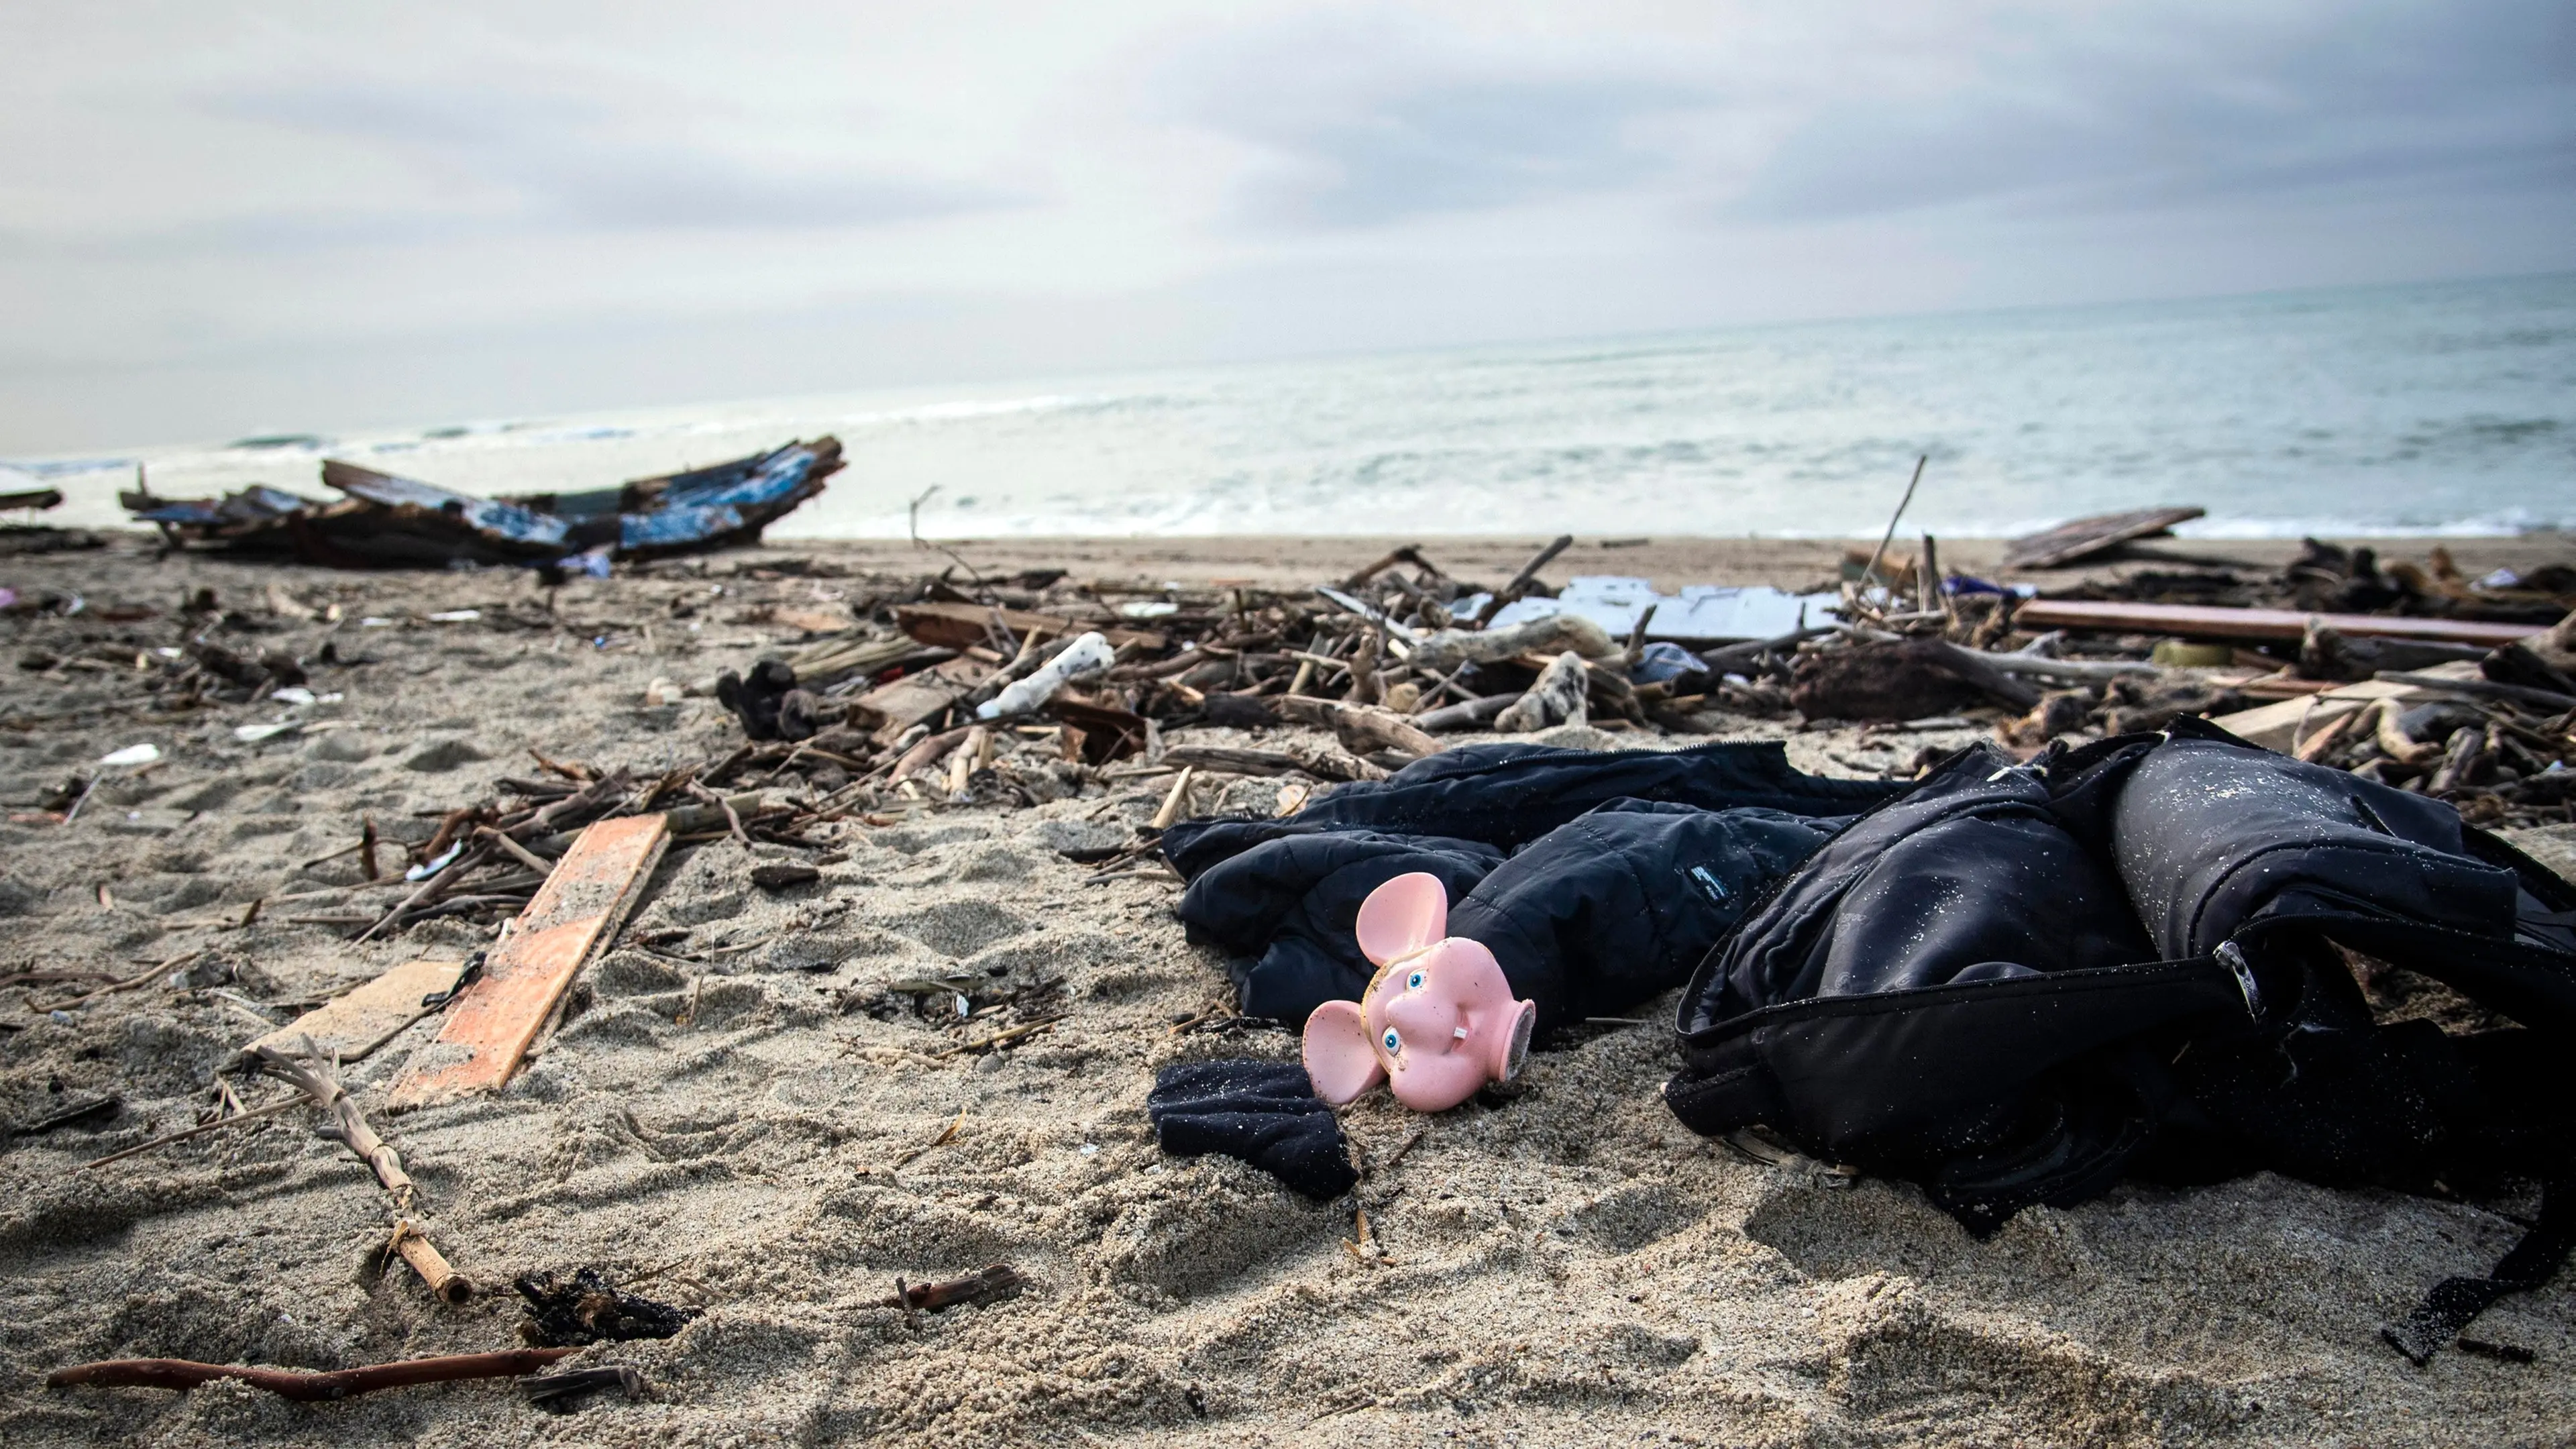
[1147,1058,1357,1200]
[1666,720,2576,1361]
[1162,742,1892,1032]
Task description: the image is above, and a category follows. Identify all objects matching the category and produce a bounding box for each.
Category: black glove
[1147,1059,1356,1200]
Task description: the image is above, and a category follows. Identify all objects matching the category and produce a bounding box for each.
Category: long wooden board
[2012,599,2539,647]
[2002,507,2205,570]
[243,958,469,1063]
[388,813,669,1110]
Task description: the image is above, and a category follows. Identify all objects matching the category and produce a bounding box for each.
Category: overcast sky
[3,0,2569,453]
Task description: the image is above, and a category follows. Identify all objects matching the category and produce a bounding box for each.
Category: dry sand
[2,534,2572,1448]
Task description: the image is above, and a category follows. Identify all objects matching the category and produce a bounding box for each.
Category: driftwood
[2012,599,2538,648]
[878,1265,1025,1312]
[1496,652,1590,732]
[2001,506,2206,570]
[1409,614,1618,672]
[1274,698,1440,759]
[46,1348,574,1401]
[1148,768,1197,830]
[384,1220,474,1305]
[254,1040,415,1205]
[2373,671,2576,712]
[1472,535,1574,624]
[1415,693,1518,731]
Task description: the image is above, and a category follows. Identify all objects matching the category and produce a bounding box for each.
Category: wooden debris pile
[1812,534,2576,825]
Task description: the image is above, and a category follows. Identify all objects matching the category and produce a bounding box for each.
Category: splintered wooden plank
[244,958,469,1063]
[2001,506,2206,570]
[894,601,1167,652]
[848,656,994,745]
[388,814,669,1110]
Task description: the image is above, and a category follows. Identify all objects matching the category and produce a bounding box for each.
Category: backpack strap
[2383,1179,2574,1364]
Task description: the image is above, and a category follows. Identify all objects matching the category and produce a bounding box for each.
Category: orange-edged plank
[2011,599,2540,647]
[388,814,669,1110]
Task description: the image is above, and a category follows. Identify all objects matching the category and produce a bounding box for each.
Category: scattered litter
[97,743,160,766]
[519,1365,646,1411]
[1486,576,1839,643]
[426,609,482,623]
[978,631,1115,719]
[515,1268,700,1346]
[407,841,466,881]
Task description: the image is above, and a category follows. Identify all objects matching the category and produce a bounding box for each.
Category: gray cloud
[215,78,1021,233]
[1169,15,1710,229]
[1734,0,2576,221]
[1210,75,1699,227]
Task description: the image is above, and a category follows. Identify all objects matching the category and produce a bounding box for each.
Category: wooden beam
[2012,599,2539,647]
[2001,506,2205,570]
[388,814,668,1110]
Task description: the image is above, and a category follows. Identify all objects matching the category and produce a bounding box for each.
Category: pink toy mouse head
[1302,872,1538,1112]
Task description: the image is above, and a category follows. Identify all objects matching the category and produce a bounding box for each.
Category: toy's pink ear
[1302,1000,1385,1105]
[1356,872,1448,965]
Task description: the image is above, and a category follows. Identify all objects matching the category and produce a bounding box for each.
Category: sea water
[15,273,2574,541]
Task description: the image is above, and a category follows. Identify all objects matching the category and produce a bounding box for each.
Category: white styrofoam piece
[1484,576,1837,643]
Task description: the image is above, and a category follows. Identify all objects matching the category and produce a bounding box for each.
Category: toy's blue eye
[1382,1029,1401,1053]
[1406,971,1425,990]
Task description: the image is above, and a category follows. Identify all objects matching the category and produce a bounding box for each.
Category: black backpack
[1664,720,2576,1362]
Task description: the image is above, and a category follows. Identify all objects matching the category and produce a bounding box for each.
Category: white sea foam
[18,274,2574,539]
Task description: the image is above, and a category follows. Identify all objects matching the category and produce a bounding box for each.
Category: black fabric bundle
[1162,741,1899,1032]
[1667,720,2576,1361]
[1147,1059,1357,1199]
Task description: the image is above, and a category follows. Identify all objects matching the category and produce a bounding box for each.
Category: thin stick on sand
[1860,455,1929,592]
[46,1348,576,1401]
[76,1097,303,1171]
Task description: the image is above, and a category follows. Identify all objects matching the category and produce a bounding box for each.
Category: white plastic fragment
[233,722,302,743]
[407,841,464,881]
[1117,600,1179,619]
[977,631,1116,720]
[426,609,481,623]
[270,686,317,705]
[97,743,161,766]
